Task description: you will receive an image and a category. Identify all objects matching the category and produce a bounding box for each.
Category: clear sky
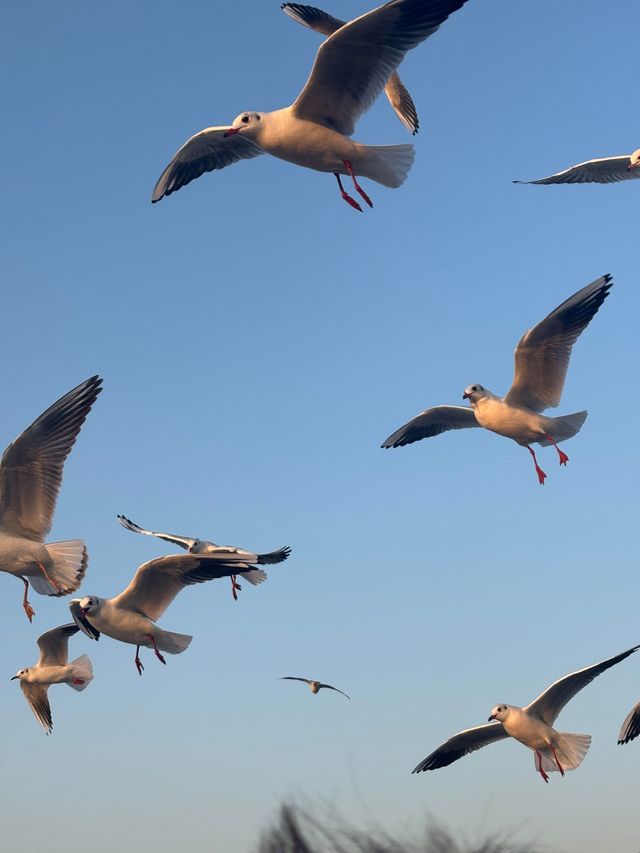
[1,1,639,851]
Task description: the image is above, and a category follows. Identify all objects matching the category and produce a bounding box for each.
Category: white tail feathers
[358,144,415,188]
[538,733,592,773]
[154,630,192,655]
[67,654,94,691]
[238,569,268,586]
[31,540,88,596]
[539,411,588,446]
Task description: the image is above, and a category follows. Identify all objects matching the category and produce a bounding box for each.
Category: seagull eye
[242,115,249,123]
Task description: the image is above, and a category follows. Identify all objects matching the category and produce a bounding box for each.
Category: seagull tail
[356,144,415,188]
[238,569,268,586]
[67,654,94,691]
[539,733,592,773]
[154,629,192,655]
[32,540,89,596]
[538,410,588,446]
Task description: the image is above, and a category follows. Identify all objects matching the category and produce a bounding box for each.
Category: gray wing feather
[21,683,53,734]
[514,155,640,185]
[36,623,79,666]
[618,702,640,745]
[381,405,479,448]
[117,514,195,550]
[412,722,509,772]
[319,682,351,699]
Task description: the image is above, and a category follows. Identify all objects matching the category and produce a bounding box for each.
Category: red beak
[224,128,240,138]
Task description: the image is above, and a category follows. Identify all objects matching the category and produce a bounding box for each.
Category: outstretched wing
[152,127,264,202]
[21,683,53,734]
[280,676,312,685]
[514,155,640,185]
[381,405,479,448]
[117,514,196,550]
[618,702,640,745]
[503,275,613,412]
[36,623,79,666]
[412,721,509,772]
[319,682,351,699]
[526,645,640,727]
[0,376,102,541]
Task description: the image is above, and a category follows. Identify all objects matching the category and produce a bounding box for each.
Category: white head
[78,595,102,616]
[462,384,489,403]
[224,111,265,139]
[11,668,29,682]
[488,703,511,722]
[628,148,640,171]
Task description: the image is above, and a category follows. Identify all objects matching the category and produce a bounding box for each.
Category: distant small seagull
[0,376,102,620]
[514,148,640,185]
[281,676,351,699]
[282,3,419,135]
[413,645,639,782]
[12,623,93,734]
[618,701,640,745]
[152,0,470,211]
[381,275,612,484]
[117,514,291,601]
[70,552,289,674]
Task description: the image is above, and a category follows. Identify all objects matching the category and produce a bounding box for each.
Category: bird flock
[5,0,640,790]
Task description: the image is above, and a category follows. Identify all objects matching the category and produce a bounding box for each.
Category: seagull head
[488,703,511,722]
[462,384,488,403]
[78,595,101,616]
[628,149,640,172]
[11,668,28,682]
[224,112,264,138]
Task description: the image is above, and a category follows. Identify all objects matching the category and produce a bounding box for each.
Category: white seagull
[117,514,291,601]
[0,376,102,620]
[618,701,640,745]
[381,275,612,484]
[151,0,470,211]
[514,147,640,185]
[69,551,291,674]
[282,2,419,135]
[413,644,640,782]
[12,623,93,734]
[280,676,351,699]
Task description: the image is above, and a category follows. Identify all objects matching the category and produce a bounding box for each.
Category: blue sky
[1,1,639,850]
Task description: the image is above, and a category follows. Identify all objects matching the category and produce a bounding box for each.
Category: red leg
[551,746,565,776]
[545,434,569,466]
[230,574,242,601]
[135,645,144,676]
[343,160,373,208]
[36,560,64,593]
[21,577,35,622]
[72,678,85,685]
[527,446,547,485]
[148,634,166,666]
[334,172,363,212]
[535,751,550,783]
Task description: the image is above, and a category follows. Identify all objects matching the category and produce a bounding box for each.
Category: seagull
[282,3,419,135]
[280,676,351,699]
[381,275,612,484]
[12,623,93,734]
[514,148,640,185]
[151,0,470,211]
[0,376,103,620]
[618,701,640,745]
[69,551,291,674]
[117,514,291,601]
[413,644,640,782]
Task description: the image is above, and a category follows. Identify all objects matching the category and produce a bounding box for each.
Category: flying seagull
[413,644,640,782]
[152,0,469,211]
[282,3,419,135]
[12,623,93,734]
[0,376,103,620]
[69,551,290,674]
[280,676,351,699]
[618,701,640,745]
[117,514,291,600]
[381,275,612,484]
[514,147,640,185]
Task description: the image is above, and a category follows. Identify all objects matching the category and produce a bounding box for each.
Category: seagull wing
[0,376,102,541]
[69,599,101,641]
[503,274,613,412]
[117,514,195,550]
[21,683,53,734]
[36,623,79,666]
[282,3,419,133]
[280,676,312,685]
[618,702,640,745]
[412,721,509,772]
[525,645,640,727]
[152,126,264,202]
[381,405,479,448]
[514,155,640,185]
[289,0,467,136]
[318,682,351,699]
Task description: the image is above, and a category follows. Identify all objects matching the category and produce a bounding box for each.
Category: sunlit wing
[381,405,479,448]
[514,154,640,185]
[36,623,78,666]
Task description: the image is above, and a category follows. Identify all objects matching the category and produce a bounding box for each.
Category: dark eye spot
[242,115,249,123]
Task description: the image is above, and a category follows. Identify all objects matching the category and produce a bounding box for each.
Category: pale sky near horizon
[1,2,639,851]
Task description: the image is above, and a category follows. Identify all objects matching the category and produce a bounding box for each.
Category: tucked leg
[545,434,569,466]
[21,577,35,622]
[527,446,547,485]
[334,172,363,212]
[135,645,144,676]
[535,750,549,783]
[343,160,373,208]
[551,746,565,776]
[148,634,166,665]
[230,574,242,601]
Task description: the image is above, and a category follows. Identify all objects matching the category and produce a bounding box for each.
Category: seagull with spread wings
[0,376,102,620]
[413,645,639,782]
[70,550,291,674]
[12,624,93,734]
[381,275,613,484]
[151,0,469,211]
[117,514,291,601]
[514,147,640,185]
[281,676,351,699]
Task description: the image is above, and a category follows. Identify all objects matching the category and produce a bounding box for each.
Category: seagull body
[382,275,612,483]
[618,702,640,745]
[117,514,291,600]
[152,0,469,211]
[70,551,291,674]
[281,676,351,699]
[0,376,102,620]
[12,624,93,734]
[413,644,639,782]
[515,148,640,185]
